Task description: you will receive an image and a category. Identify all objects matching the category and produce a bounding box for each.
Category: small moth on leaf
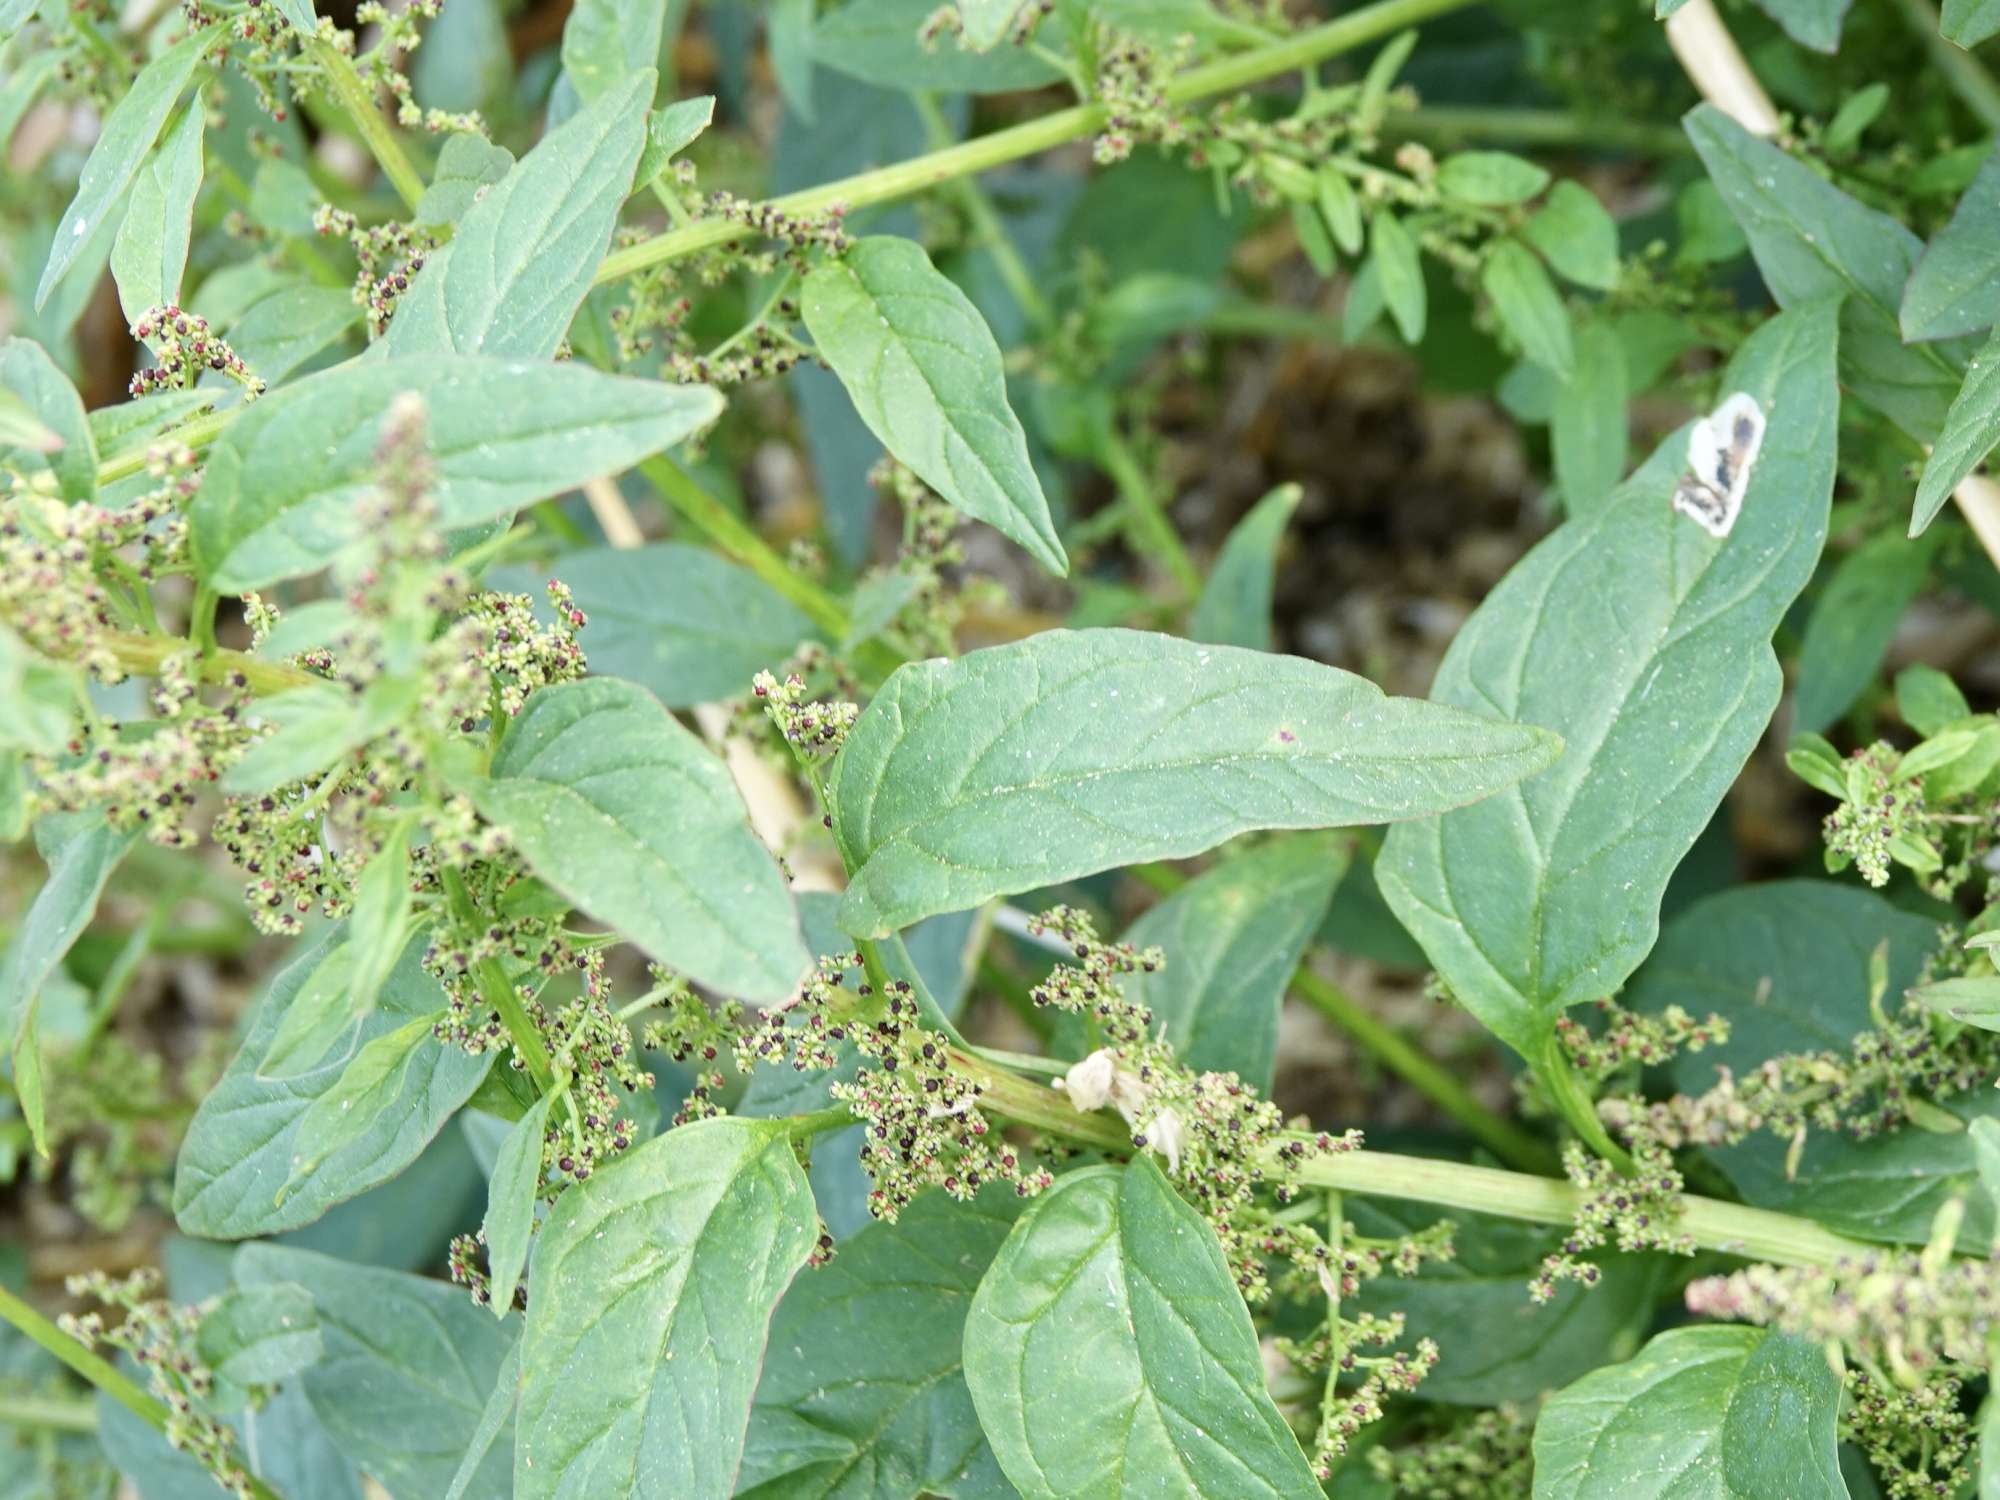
[1670,391,1766,539]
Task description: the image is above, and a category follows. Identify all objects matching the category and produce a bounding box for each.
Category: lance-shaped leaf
[1122,833,1345,1093]
[738,1189,1021,1500]
[1189,483,1298,652]
[830,628,1560,939]
[467,677,809,1001]
[1685,104,1971,474]
[481,1093,550,1318]
[802,236,1068,575]
[516,1117,818,1500]
[1944,0,2000,48]
[174,931,491,1238]
[963,1160,1323,1499]
[1377,299,1839,1061]
[36,27,216,311]
[384,69,653,358]
[191,354,721,591]
[0,337,97,502]
[2,814,136,1059]
[1903,143,2000,342]
[1533,1327,1847,1500]
[1915,327,2000,533]
[110,93,204,324]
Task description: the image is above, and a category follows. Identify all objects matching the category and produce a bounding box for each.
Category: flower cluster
[129,307,263,401]
[1531,1136,1693,1301]
[1366,1405,1536,1497]
[313,206,442,338]
[1554,997,1728,1083]
[60,1269,252,1499]
[753,670,859,761]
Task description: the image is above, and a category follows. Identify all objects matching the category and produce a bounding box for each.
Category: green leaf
[1793,533,1931,733]
[1533,1327,1848,1500]
[802,236,1068,575]
[481,1093,549,1317]
[222,283,363,388]
[1524,180,1620,291]
[1291,199,1335,277]
[1943,0,2000,47]
[1915,326,2000,534]
[36,27,216,312]
[1551,320,1628,514]
[1437,151,1550,207]
[190,353,721,591]
[259,820,414,1078]
[0,387,61,457]
[963,1159,1323,1499]
[173,931,492,1238]
[384,69,654,358]
[1368,210,1425,344]
[810,0,1065,91]
[516,1117,818,1500]
[830,627,1561,939]
[468,677,809,1001]
[445,1341,519,1500]
[1686,103,1969,455]
[1627,879,1989,1245]
[738,1188,1021,1499]
[958,0,1021,47]
[1896,663,1970,734]
[282,1014,443,1196]
[1316,167,1364,256]
[1123,833,1344,1093]
[109,92,204,325]
[559,0,664,105]
[0,336,97,502]
[1916,975,2000,1029]
[0,623,80,755]
[1189,483,1298,652]
[413,133,517,226]
[196,1283,322,1387]
[1483,239,1573,379]
[1347,1199,1661,1406]
[1377,300,1839,1059]
[498,543,819,707]
[12,994,45,1159]
[236,1243,517,1500]
[223,680,410,796]
[633,95,715,190]
[2,814,136,1067]
[1753,0,1852,50]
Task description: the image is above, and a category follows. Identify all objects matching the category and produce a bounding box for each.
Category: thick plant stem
[101,631,316,694]
[0,1393,96,1431]
[594,0,1479,285]
[1539,1038,1634,1172]
[0,1286,284,1500]
[1096,420,1202,597]
[307,39,426,212]
[1128,861,1552,1173]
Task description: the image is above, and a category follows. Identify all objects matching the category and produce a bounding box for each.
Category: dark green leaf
[191,353,721,590]
[1123,833,1344,1093]
[282,1015,442,1196]
[1943,0,2000,47]
[803,235,1068,574]
[1794,534,1931,733]
[469,677,809,1001]
[174,931,492,1238]
[738,1188,1021,1499]
[1753,0,1852,50]
[517,1117,818,1500]
[109,93,204,325]
[385,69,654,358]
[1369,210,1425,344]
[2,814,136,1085]
[811,0,1065,91]
[501,543,819,707]
[1627,879,1985,1245]
[36,27,216,311]
[1551,320,1628,514]
[0,336,96,502]
[196,1282,322,1386]
[1533,1327,1848,1500]
[237,1243,517,1500]
[1915,327,2000,533]
[1686,104,1969,455]
[1524,180,1620,291]
[560,0,665,105]
[1482,239,1573,378]
[481,1093,549,1317]
[223,284,364,387]
[963,1160,1322,1499]
[1189,483,1298,652]
[831,627,1561,938]
[1378,300,1839,1059]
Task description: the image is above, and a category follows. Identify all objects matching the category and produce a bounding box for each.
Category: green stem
[439,868,557,1094]
[0,1287,284,1500]
[788,1106,856,1140]
[594,0,1479,286]
[638,455,850,640]
[1390,105,1693,155]
[100,631,317,695]
[1884,0,2000,130]
[0,1394,96,1432]
[306,39,426,211]
[1096,418,1202,597]
[1127,861,1552,1173]
[1539,1036,1634,1172]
